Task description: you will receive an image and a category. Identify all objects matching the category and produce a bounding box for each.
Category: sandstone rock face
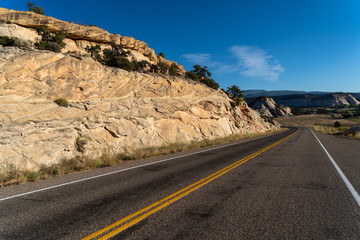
[0,7,184,73]
[0,23,40,42]
[247,96,292,118]
[0,47,277,171]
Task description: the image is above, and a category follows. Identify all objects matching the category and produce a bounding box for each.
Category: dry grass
[0,128,284,187]
[277,114,359,128]
[277,114,360,140]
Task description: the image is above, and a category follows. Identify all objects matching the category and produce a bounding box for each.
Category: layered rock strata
[247,96,292,118]
[0,47,277,171]
[0,7,184,72]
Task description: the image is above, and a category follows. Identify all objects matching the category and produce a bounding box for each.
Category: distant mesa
[246,96,292,118]
[244,90,360,108]
[271,92,360,108]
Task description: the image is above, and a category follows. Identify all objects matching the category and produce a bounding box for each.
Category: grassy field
[0,128,285,187]
[277,114,360,140]
[276,114,359,127]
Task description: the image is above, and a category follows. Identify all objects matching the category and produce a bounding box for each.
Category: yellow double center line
[82,128,299,240]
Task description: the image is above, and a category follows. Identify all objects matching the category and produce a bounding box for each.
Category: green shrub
[108,56,132,70]
[53,30,66,47]
[103,47,130,61]
[158,52,165,58]
[138,60,150,70]
[334,121,341,128]
[185,71,199,81]
[185,64,219,89]
[39,41,62,52]
[0,36,32,48]
[169,63,179,76]
[75,135,91,153]
[342,112,352,119]
[226,85,244,106]
[157,61,168,73]
[192,64,212,79]
[25,171,41,182]
[85,44,101,60]
[54,98,69,107]
[35,26,66,52]
[27,1,44,15]
[200,78,219,90]
[0,36,16,46]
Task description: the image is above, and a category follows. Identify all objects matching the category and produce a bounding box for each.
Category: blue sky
[1,0,360,92]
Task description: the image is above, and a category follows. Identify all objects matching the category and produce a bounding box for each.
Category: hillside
[0,8,277,172]
[243,90,332,98]
[0,7,184,72]
[246,96,292,118]
[272,93,360,108]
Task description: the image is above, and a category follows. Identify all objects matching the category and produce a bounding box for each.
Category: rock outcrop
[0,7,184,73]
[272,93,360,108]
[0,47,277,171]
[246,96,292,118]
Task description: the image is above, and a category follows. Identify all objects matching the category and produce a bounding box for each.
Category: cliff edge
[0,7,278,172]
[0,47,277,171]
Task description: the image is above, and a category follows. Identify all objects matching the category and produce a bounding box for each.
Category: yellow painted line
[82,128,300,240]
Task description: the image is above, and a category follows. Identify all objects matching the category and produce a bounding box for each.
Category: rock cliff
[0,7,184,72]
[272,93,360,108]
[0,46,277,171]
[246,96,292,118]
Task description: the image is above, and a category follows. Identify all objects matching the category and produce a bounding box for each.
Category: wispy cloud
[182,53,214,66]
[182,46,284,81]
[229,45,284,81]
[182,53,234,73]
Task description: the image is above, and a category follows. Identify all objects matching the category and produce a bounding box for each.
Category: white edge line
[0,129,288,202]
[310,129,360,207]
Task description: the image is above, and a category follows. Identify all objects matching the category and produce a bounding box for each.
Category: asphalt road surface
[0,127,359,239]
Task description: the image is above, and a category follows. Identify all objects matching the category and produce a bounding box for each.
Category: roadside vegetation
[277,113,360,140]
[291,105,360,118]
[0,128,284,187]
[313,124,360,140]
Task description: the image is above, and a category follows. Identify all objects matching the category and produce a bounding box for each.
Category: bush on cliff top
[101,46,151,72]
[185,65,219,90]
[35,25,66,53]
[85,44,101,60]
[226,85,244,106]
[27,1,44,15]
[169,63,179,76]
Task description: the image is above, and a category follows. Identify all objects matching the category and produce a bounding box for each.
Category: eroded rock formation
[0,7,184,72]
[247,96,292,118]
[0,47,277,171]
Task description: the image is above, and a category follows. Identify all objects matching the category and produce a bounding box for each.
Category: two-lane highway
[0,127,359,239]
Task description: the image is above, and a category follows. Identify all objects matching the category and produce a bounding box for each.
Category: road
[0,127,359,239]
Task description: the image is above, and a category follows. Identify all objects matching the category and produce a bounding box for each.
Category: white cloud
[182,53,213,66]
[182,46,284,81]
[182,53,234,73]
[229,45,284,81]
